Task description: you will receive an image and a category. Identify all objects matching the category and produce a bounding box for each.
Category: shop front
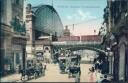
[12,36,27,74]
[4,51,14,75]
[12,45,23,73]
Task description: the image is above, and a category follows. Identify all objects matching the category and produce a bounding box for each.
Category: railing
[52,41,101,46]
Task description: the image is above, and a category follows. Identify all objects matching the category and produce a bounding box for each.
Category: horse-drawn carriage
[20,59,45,81]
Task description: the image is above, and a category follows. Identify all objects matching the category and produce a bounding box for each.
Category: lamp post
[23,46,26,71]
[106,47,113,75]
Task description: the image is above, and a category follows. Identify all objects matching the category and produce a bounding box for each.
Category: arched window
[119,43,126,81]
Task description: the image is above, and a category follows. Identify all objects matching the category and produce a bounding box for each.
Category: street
[27,63,97,82]
[1,62,100,82]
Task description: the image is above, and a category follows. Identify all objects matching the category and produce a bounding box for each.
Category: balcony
[11,17,26,36]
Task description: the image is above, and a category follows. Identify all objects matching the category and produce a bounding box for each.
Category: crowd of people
[57,50,81,83]
[88,53,112,83]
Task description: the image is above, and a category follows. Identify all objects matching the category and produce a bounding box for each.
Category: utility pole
[93,29,96,47]
[51,0,53,37]
[52,0,53,7]
[73,24,74,31]
[79,29,81,43]
[108,0,112,33]
[94,29,96,41]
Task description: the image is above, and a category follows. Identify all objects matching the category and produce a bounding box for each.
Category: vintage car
[68,54,81,78]
[20,59,45,81]
[68,64,81,78]
[58,56,67,74]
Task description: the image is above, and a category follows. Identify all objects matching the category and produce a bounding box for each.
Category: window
[16,53,20,64]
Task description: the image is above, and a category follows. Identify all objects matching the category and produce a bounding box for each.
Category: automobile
[70,54,81,66]
[58,56,66,74]
[20,59,45,81]
[68,54,81,78]
[68,64,81,78]
[20,59,35,80]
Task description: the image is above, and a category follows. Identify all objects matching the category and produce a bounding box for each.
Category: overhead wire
[64,17,102,27]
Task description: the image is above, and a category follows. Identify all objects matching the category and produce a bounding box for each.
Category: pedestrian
[18,64,22,73]
[88,66,95,74]
[89,72,94,82]
[75,72,80,83]
[44,50,51,64]
[96,70,103,83]
[95,61,99,70]
[39,62,43,74]
[65,52,70,72]
[43,62,47,70]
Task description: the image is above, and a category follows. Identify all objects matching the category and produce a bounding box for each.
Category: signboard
[13,45,22,51]
[35,46,43,51]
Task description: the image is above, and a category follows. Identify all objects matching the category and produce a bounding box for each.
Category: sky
[26,0,107,36]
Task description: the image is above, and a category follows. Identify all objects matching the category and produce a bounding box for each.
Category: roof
[32,5,59,17]
[32,4,64,37]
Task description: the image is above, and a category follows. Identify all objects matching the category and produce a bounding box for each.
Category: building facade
[35,37,52,60]
[0,0,27,76]
[63,26,71,37]
[25,4,35,60]
[103,0,128,82]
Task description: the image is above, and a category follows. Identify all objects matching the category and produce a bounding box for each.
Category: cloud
[67,16,72,20]
[78,9,86,20]
[66,9,96,21]
[78,9,96,20]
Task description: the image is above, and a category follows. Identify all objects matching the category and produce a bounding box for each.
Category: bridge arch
[65,45,106,55]
[52,43,106,55]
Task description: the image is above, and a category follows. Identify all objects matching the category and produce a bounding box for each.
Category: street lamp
[106,47,113,75]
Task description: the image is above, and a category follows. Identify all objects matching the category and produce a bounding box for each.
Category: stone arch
[118,36,128,81]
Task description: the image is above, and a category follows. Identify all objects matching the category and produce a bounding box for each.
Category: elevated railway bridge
[52,41,106,55]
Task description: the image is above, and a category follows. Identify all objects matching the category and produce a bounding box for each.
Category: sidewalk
[0,73,21,82]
